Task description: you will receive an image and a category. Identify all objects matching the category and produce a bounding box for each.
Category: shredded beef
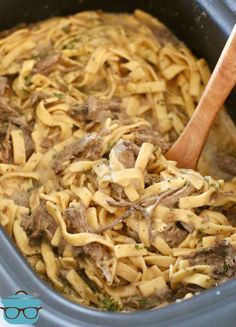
[65,207,90,233]
[64,207,113,282]
[12,192,30,207]
[112,141,139,168]
[0,77,8,95]
[225,207,236,227]
[21,202,57,244]
[29,91,48,107]
[216,152,236,177]
[172,284,203,301]
[159,222,188,248]
[144,173,160,186]
[69,96,123,123]
[54,132,103,174]
[134,126,170,152]
[33,53,61,74]
[185,241,236,280]
[125,226,140,243]
[58,239,67,256]
[0,98,28,128]
[23,129,35,159]
[0,120,34,163]
[40,137,54,150]
[0,123,13,163]
[110,183,125,201]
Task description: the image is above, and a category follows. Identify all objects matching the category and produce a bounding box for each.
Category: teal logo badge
[0,290,42,325]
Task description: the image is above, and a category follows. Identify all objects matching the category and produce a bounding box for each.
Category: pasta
[0,9,236,312]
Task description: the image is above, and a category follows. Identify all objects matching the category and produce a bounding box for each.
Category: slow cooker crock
[0,1,236,326]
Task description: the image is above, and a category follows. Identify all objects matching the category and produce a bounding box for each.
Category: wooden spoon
[166,24,236,169]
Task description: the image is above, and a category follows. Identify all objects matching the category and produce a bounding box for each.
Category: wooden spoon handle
[166,24,236,169]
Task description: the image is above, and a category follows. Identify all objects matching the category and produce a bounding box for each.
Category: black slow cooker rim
[1,218,236,327]
[0,1,236,326]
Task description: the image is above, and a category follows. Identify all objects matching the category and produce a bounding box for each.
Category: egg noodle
[0,10,236,311]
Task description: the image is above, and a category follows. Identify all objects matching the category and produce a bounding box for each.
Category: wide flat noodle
[41,241,64,290]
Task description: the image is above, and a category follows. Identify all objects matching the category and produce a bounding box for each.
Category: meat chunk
[83,242,113,282]
[0,121,34,163]
[125,226,140,243]
[33,53,60,74]
[65,207,90,233]
[54,132,103,173]
[69,96,124,123]
[134,126,169,152]
[216,152,236,177]
[112,141,139,168]
[144,173,160,187]
[0,97,27,128]
[185,241,236,280]
[224,207,236,227]
[21,202,57,244]
[12,192,30,207]
[23,129,35,160]
[110,183,125,201]
[0,77,8,95]
[64,207,113,282]
[158,222,188,248]
[0,123,13,163]
[172,284,203,301]
[29,91,48,107]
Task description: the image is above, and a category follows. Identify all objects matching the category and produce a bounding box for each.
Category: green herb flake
[223,259,231,275]
[204,176,211,183]
[214,183,220,191]
[99,296,121,311]
[65,42,76,50]
[187,214,194,219]
[25,75,32,86]
[53,93,65,99]
[198,228,206,238]
[135,244,144,251]
[138,298,150,306]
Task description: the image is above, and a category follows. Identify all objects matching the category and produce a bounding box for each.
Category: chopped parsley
[187,214,194,219]
[204,176,211,183]
[135,244,144,251]
[204,177,220,190]
[138,298,150,306]
[53,92,65,99]
[64,42,76,49]
[223,258,231,275]
[25,75,32,86]
[99,296,121,311]
[211,182,220,191]
[198,228,205,233]
[198,229,205,237]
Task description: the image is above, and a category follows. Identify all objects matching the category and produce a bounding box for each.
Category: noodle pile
[0,10,236,311]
